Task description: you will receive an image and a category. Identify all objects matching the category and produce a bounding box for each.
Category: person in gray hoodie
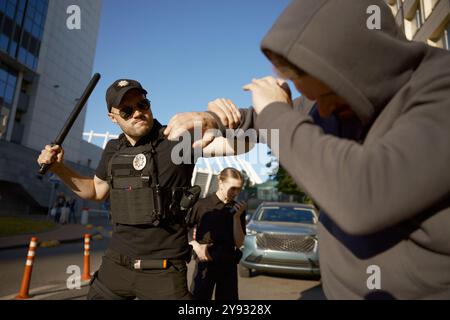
[165,0,450,299]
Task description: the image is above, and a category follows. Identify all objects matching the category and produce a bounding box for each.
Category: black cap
[105,79,148,112]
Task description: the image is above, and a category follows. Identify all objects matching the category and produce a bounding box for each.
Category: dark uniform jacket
[95,120,195,260]
[189,193,246,264]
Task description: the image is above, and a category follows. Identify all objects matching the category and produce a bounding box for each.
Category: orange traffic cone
[16,237,38,299]
[81,234,91,281]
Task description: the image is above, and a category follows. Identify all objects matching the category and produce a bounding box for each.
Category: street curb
[39,240,61,248]
[0,279,91,301]
[0,231,102,251]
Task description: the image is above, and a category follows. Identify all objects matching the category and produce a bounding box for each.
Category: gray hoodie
[238,0,450,299]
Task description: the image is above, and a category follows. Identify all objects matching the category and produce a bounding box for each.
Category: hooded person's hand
[243,76,292,114]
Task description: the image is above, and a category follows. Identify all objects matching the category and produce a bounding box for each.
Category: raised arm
[37,145,110,201]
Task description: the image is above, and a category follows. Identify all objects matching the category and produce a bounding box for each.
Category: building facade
[0,0,102,215]
[0,0,49,142]
[386,0,450,49]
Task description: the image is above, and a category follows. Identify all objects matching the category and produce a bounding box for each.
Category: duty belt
[106,249,186,270]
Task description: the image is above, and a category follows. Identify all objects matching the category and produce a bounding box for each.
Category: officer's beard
[121,116,154,145]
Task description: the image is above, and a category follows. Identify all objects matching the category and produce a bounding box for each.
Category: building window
[0,0,48,70]
[407,1,426,38]
[0,34,8,50]
[444,24,450,50]
[415,6,424,30]
[0,64,18,140]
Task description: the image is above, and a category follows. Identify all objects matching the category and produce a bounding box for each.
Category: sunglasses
[112,99,151,120]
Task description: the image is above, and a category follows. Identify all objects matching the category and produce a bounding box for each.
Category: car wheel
[238,264,252,278]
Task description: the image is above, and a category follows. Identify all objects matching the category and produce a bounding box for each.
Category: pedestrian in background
[68,197,77,224]
[53,192,66,224]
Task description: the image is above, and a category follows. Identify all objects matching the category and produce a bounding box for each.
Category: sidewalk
[0,280,92,301]
[0,224,101,251]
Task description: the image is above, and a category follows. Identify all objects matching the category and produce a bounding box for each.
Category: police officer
[37,79,250,300]
[189,167,247,300]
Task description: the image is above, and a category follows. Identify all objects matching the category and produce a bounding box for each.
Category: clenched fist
[207,98,242,129]
[37,145,64,171]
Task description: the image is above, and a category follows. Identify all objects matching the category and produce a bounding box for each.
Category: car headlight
[311,235,319,252]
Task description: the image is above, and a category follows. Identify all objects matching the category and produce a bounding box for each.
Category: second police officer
[188,167,247,300]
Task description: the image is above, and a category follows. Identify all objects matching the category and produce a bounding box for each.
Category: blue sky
[84,0,292,181]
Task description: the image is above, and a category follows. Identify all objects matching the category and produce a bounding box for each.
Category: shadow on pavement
[31,286,81,297]
[24,281,90,300]
[60,292,88,300]
[298,284,327,300]
[251,270,321,282]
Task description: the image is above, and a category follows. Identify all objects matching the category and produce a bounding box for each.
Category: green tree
[241,170,257,198]
[266,150,313,205]
[272,165,313,205]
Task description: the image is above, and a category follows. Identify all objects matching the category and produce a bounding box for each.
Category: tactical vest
[107,135,166,226]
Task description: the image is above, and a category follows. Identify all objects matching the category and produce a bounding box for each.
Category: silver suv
[239,202,320,277]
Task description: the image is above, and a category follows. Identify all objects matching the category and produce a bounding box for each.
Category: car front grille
[244,254,316,268]
[256,233,316,253]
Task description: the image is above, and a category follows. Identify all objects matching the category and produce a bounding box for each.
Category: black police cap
[106,79,148,112]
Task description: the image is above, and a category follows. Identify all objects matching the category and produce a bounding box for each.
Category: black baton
[39,73,101,175]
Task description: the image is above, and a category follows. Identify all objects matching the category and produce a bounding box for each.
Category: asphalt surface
[0,231,324,300]
[0,237,108,299]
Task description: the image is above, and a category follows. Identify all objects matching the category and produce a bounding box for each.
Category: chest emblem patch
[133,154,147,171]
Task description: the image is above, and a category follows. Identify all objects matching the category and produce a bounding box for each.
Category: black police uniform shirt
[95,120,195,260]
[189,193,246,260]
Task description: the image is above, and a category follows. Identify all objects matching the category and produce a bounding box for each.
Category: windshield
[255,207,317,224]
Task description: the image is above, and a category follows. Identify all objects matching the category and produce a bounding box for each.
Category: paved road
[0,237,109,298]
[0,234,324,300]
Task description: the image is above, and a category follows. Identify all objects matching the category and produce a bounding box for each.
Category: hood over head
[261,0,427,125]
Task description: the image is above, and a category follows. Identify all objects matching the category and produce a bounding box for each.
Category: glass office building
[0,0,102,216]
[0,0,48,141]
